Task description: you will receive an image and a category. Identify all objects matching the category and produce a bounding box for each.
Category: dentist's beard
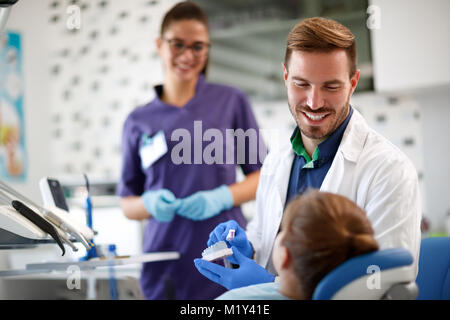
[289,97,350,141]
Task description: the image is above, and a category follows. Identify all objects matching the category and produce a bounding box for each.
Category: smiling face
[156,19,210,83]
[283,49,360,143]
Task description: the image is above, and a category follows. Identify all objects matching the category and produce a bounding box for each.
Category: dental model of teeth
[201,241,233,262]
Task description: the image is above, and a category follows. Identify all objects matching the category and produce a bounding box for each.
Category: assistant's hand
[142,189,180,222]
[194,246,274,290]
[176,185,233,221]
[207,220,253,264]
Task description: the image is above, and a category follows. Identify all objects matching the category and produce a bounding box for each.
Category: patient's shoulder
[216,282,291,300]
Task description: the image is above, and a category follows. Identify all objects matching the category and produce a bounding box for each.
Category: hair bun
[348,233,378,257]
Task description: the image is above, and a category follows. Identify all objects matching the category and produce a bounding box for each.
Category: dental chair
[416,237,450,300]
[313,248,418,300]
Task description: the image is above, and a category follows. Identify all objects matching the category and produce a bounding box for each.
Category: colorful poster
[0,31,26,180]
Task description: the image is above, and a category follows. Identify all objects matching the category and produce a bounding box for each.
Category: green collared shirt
[290,129,320,169]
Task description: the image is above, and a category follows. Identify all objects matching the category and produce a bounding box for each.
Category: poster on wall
[0,31,26,181]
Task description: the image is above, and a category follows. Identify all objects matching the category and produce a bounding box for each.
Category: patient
[216,190,379,300]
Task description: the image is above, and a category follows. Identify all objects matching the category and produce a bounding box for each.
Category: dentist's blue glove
[194,246,274,290]
[142,189,180,222]
[177,185,233,221]
[207,220,253,264]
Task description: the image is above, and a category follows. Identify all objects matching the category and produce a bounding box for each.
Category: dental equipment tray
[0,228,78,250]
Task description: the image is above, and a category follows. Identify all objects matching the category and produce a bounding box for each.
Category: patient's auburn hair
[282,190,378,299]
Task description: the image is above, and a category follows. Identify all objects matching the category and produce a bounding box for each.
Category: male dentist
[194,17,421,290]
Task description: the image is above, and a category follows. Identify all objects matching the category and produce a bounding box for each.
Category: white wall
[370,0,450,92]
[4,0,52,203]
[46,0,177,181]
[0,0,53,291]
[414,87,450,233]
[369,0,450,232]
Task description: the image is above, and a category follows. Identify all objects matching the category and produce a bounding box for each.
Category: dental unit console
[39,177,69,211]
[0,179,95,254]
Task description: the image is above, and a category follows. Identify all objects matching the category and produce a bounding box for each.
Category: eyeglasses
[163,38,211,58]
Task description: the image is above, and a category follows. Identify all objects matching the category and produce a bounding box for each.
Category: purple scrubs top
[117,75,265,300]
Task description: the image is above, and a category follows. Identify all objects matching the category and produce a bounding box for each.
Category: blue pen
[81,173,97,260]
[108,244,119,300]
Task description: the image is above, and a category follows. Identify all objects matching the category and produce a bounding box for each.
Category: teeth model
[201,241,233,262]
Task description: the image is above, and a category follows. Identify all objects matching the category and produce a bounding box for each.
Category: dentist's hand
[207,220,253,264]
[194,246,274,290]
[177,185,233,221]
[142,189,180,222]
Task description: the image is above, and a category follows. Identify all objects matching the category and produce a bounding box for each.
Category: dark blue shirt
[285,107,353,206]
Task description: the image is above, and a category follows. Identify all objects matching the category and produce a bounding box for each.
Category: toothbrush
[224,229,235,268]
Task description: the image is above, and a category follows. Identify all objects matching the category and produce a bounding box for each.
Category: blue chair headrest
[313,248,414,300]
[416,237,450,300]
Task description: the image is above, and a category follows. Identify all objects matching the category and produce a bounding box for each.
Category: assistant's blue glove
[194,246,274,290]
[142,189,180,222]
[207,220,253,264]
[176,185,233,221]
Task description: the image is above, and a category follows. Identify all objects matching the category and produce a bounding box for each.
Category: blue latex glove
[207,220,253,264]
[194,246,274,290]
[177,185,233,221]
[142,189,180,222]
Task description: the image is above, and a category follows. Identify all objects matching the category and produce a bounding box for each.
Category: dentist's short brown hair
[284,17,357,77]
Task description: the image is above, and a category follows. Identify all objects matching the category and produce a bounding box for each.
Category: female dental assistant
[116,2,265,300]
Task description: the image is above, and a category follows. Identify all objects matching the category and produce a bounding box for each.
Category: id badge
[139,130,168,170]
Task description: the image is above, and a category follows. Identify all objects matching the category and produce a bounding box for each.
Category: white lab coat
[247,109,422,276]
